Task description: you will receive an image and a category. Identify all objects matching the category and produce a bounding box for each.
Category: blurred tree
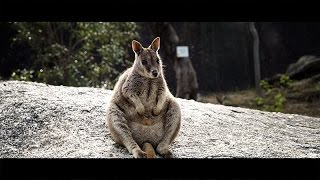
[146,22,178,93]
[249,22,262,96]
[148,22,199,100]
[9,22,138,89]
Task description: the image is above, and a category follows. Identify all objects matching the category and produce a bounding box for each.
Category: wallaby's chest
[137,80,158,107]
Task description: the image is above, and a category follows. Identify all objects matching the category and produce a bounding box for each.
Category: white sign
[176,46,189,57]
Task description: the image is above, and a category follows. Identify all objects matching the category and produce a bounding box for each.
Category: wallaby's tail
[141,142,156,158]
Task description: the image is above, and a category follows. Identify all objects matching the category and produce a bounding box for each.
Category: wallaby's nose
[152,70,158,77]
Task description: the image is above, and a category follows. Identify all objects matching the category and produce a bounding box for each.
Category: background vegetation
[1,22,138,89]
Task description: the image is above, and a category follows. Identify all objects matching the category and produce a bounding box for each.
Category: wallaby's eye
[142,60,147,66]
[156,59,160,64]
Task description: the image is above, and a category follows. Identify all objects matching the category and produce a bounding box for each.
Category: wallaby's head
[132,37,162,79]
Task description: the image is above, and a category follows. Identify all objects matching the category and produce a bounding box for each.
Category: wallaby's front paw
[132,148,147,158]
[152,107,161,116]
[136,106,145,116]
[156,146,174,158]
[162,150,174,158]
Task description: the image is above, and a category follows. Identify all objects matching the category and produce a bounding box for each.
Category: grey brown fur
[106,37,181,158]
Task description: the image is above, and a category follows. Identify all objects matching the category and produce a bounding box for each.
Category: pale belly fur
[128,118,164,147]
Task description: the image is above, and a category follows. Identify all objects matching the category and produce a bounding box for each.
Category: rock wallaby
[106,37,181,158]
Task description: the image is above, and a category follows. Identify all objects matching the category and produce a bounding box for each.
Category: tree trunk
[249,22,262,96]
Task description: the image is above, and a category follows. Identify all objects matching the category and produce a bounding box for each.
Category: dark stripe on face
[146,65,151,72]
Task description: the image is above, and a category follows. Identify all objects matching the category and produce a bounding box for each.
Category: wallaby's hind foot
[141,142,156,158]
[132,148,147,158]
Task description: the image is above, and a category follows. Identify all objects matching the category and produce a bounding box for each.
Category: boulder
[0,81,319,158]
[286,55,320,80]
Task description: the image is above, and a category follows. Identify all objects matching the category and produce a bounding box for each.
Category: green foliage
[254,97,264,106]
[11,69,34,81]
[279,74,293,87]
[254,74,292,112]
[273,92,286,111]
[10,22,139,89]
[260,80,272,94]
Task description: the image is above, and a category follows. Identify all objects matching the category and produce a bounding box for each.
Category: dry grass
[199,81,320,118]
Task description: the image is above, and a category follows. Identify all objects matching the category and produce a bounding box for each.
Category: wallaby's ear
[132,40,143,55]
[149,37,160,51]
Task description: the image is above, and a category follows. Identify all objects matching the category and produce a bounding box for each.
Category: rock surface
[0,80,320,158]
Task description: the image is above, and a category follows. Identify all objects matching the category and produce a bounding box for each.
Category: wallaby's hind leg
[107,104,147,158]
[156,99,181,158]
